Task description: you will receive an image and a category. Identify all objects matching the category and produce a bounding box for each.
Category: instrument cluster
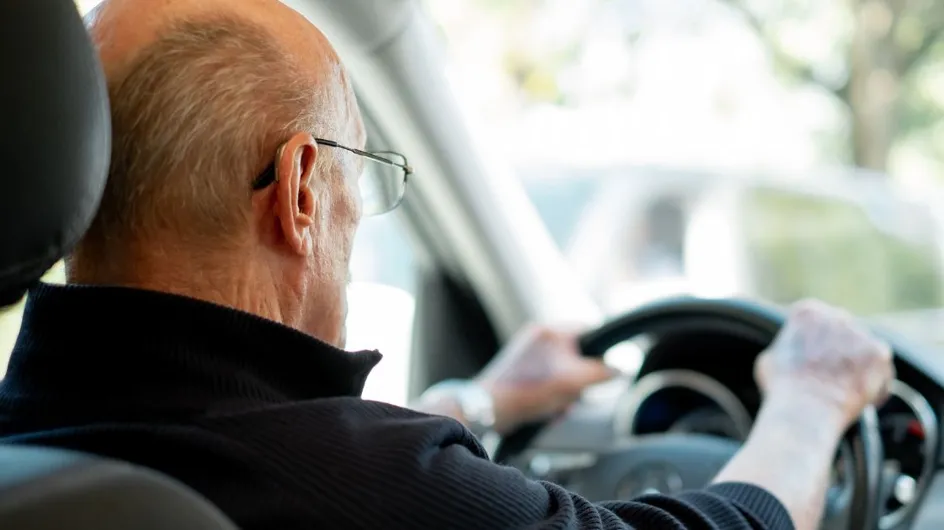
[617,370,938,529]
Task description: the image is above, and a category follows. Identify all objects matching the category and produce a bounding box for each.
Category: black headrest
[0,0,110,306]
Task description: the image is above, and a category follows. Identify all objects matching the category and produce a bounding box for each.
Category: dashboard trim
[614,369,753,441]
[879,380,938,530]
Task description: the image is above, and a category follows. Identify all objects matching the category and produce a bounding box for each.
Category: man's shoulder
[198,397,487,459]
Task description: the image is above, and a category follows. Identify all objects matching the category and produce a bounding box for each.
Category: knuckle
[535,328,555,342]
[876,340,892,355]
[790,299,818,316]
[833,308,853,323]
[526,324,554,341]
[865,338,891,358]
[793,298,827,312]
[789,298,838,324]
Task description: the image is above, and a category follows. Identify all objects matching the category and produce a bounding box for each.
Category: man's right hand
[715,299,896,530]
[756,299,895,427]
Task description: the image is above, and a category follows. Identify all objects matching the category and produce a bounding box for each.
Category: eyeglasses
[252,139,413,216]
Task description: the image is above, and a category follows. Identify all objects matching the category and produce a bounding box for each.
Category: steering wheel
[495,297,884,530]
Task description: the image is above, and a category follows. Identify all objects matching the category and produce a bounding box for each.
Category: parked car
[521,166,944,348]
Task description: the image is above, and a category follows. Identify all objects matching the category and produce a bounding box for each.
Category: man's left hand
[476,324,617,434]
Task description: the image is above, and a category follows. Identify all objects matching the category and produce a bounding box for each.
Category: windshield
[426,0,944,344]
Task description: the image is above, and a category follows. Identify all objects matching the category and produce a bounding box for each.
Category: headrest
[0,0,111,306]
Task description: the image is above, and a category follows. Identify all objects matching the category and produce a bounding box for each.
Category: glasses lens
[359,153,407,216]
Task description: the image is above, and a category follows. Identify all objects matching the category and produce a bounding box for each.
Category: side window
[346,213,418,406]
[0,306,22,377]
[0,263,66,378]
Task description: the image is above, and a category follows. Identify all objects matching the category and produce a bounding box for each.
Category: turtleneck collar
[0,283,382,417]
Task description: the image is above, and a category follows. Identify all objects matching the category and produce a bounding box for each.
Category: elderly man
[0,1,893,530]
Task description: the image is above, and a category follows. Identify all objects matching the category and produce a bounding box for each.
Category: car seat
[0,2,238,528]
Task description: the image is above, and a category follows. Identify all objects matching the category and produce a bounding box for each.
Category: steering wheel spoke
[568,434,739,499]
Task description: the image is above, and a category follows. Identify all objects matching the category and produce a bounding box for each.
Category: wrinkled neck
[67,246,294,329]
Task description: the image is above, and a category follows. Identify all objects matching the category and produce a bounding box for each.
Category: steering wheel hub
[577,434,740,500]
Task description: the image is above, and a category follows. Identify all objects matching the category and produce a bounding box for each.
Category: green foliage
[724,0,944,171]
[899,81,944,134]
[439,0,606,106]
[744,189,943,314]
[899,43,944,146]
[502,51,567,104]
[445,0,944,172]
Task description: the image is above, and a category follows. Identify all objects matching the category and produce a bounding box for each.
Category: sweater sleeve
[199,400,796,530]
[386,439,795,530]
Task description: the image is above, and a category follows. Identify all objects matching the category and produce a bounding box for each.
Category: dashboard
[522,330,944,530]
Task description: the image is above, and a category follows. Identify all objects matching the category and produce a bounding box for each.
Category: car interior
[4,1,944,529]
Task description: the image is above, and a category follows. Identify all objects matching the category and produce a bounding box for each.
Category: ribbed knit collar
[0,283,382,417]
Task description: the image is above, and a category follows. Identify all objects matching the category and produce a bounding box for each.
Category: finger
[562,359,619,391]
[877,340,894,362]
[875,344,896,406]
[872,376,893,407]
[792,298,837,315]
[543,321,593,337]
[559,390,585,410]
[534,323,596,354]
[547,387,586,414]
[789,298,826,319]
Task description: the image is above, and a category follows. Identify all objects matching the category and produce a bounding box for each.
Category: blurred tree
[744,188,943,314]
[720,0,944,172]
[459,0,605,105]
[445,0,944,173]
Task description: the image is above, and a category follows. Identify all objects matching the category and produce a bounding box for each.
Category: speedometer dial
[616,370,753,441]
[876,381,938,530]
[879,411,926,478]
[668,406,745,440]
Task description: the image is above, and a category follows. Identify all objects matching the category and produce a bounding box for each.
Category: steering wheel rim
[495,296,883,530]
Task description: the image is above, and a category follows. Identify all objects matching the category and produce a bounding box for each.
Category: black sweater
[0,284,793,530]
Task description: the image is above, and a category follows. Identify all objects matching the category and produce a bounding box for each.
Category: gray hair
[74,14,333,267]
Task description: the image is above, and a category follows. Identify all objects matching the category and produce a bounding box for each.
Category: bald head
[87,0,340,90]
[73,0,364,276]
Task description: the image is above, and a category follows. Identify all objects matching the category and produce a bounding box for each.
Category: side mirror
[345,281,416,405]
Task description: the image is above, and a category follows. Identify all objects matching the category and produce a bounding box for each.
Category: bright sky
[76,0,99,13]
[429,0,850,175]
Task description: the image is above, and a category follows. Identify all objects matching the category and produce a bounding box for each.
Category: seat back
[0,2,237,528]
[0,446,238,530]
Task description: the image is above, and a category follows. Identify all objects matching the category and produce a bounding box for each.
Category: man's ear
[274,132,319,256]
